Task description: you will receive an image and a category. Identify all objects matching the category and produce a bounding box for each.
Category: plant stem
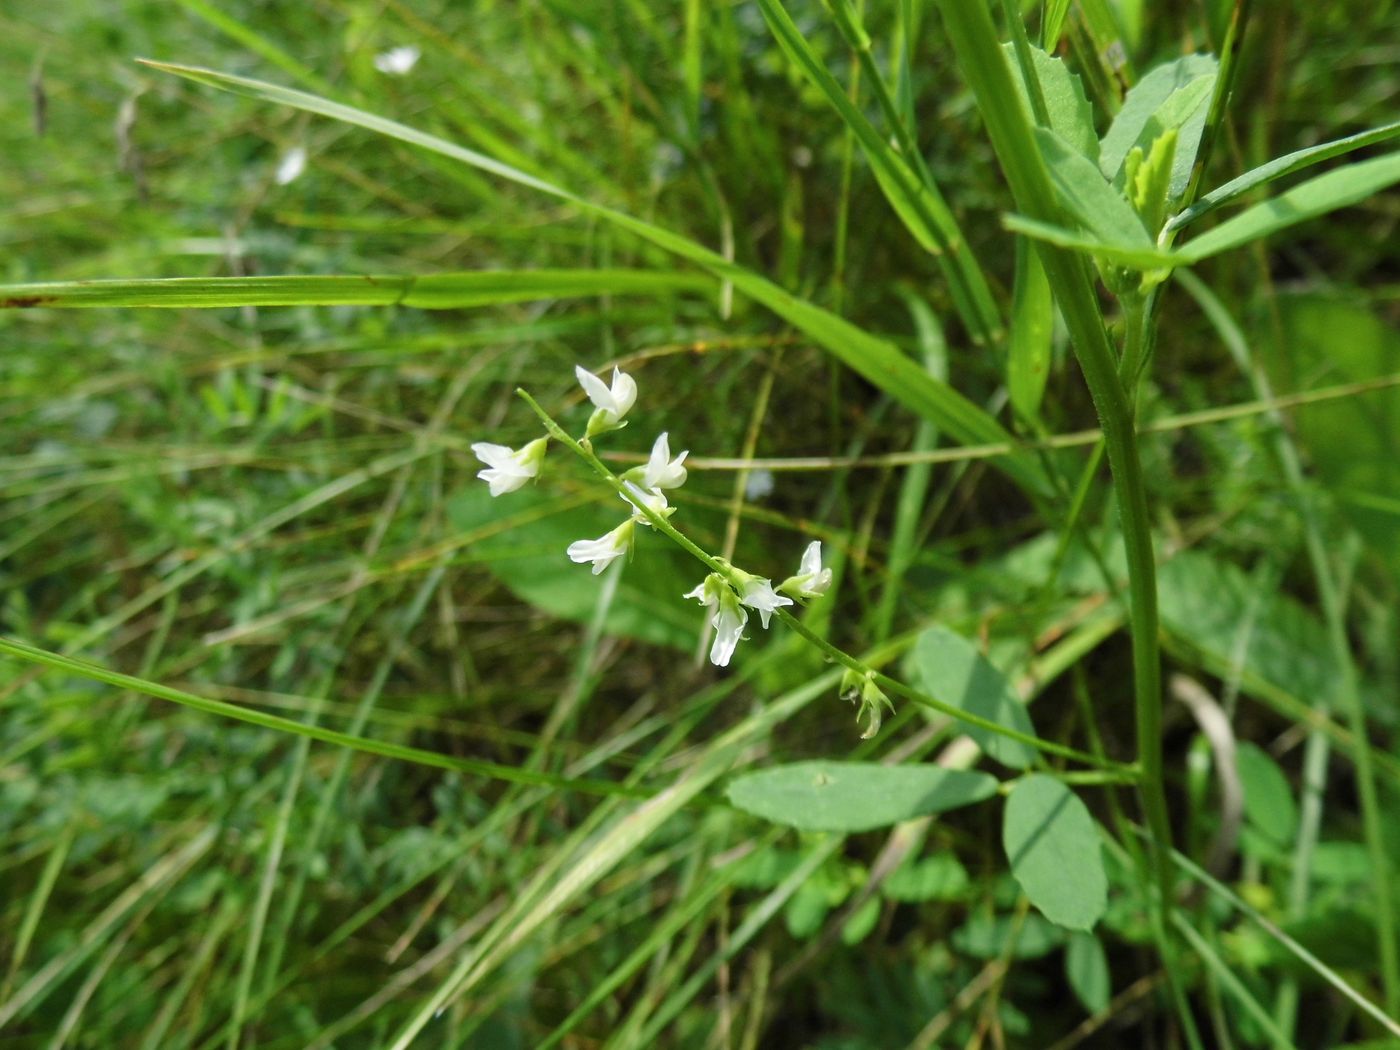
[929,0,1184,1027]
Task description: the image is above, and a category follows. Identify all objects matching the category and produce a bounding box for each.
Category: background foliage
[2,0,1399,1046]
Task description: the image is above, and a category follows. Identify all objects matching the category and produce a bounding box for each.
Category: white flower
[576,365,637,438]
[744,468,774,501]
[621,481,672,525]
[374,46,420,75]
[275,147,306,186]
[567,519,633,575]
[734,574,792,629]
[685,574,749,667]
[642,432,688,490]
[779,541,833,599]
[471,437,547,497]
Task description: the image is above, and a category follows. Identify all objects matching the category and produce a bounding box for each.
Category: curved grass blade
[136,60,1049,495]
[1170,120,1400,232]
[0,636,648,799]
[756,0,1003,347]
[1178,150,1400,260]
[0,270,710,310]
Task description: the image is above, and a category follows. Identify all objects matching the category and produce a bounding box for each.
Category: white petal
[709,602,748,666]
[799,541,823,577]
[608,368,637,417]
[643,432,689,490]
[275,147,307,186]
[622,481,668,523]
[575,365,617,412]
[566,523,630,574]
[739,578,793,629]
[478,468,528,497]
[471,442,518,471]
[373,46,420,74]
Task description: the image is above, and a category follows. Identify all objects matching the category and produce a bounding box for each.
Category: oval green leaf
[1003,775,1107,930]
[726,761,998,833]
[906,625,1037,768]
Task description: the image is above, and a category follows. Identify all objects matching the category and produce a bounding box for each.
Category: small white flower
[621,481,672,525]
[471,437,547,497]
[685,574,749,667]
[734,574,792,629]
[744,468,774,501]
[641,432,688,490]
[576,364,637,438]
[779,541,833,599]
[275,146,307,186]
[567,519,633,575]
[373,46,420,75]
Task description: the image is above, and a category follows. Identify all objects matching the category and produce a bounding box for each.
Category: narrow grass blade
[1169,119,1400,232]
[0,636,649,799]
[136,60,1049,495]
[1178,151,1400,260]
[0,270,709,310]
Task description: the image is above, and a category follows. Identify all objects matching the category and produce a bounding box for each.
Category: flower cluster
[472,364,834,670]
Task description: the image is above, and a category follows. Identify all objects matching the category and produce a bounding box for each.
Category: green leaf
[725,761,998,833]
[1237,742,1298,847]
[952,912,1067,959]
[1037,129,1153,250]
[1009,239,1053,423]
[1169,118,1400,232]
[142,61,1048,495]
[1179,151,1400,260]
[882,854,970,902]
[1003,42,1099,163]
[1099,54,1218,194]
[1003,775,1107,930]
[1004,214,1180,270]
[906,625,1037,768]
[0,270,710,310]
[841,896,882,946]
[447,486,700,651]
[1266,296,1400,575]
[1065,930,1111,1013]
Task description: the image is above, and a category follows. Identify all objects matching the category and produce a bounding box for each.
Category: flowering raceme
[473,366,842,676]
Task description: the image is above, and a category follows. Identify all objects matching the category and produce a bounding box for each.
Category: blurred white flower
[780,541,833,599]
[576,364,637,438]
[744,468,774,501]
[567,520,633,575]
[734,574,792,628]
[642,432,688,490]
[471,437,547,496]
[685,574,749,667]
[374,46,420,75]
[275,146,306,186]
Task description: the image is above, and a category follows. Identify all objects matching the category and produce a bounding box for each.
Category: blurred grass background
[3,0,1400,1046]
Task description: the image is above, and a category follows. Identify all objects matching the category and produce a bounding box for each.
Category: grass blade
[136,59,1049,495]
[0,270,710,310]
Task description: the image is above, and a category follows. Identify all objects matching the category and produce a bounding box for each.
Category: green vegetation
[3,1,1400,1045]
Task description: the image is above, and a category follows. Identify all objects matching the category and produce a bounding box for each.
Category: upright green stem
[931,0,1181,1004]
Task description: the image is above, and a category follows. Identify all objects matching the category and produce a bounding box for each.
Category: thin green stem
[930,0,1186,1033]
